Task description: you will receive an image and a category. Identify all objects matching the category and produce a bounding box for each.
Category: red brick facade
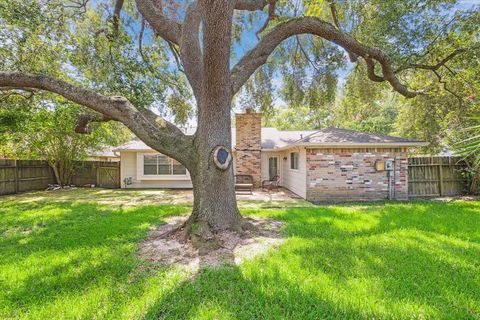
[235,108,262,186]
[306,147,408,202]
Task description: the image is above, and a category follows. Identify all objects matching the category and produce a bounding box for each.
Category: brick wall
[235,108,262,186]
[306,147,408,203]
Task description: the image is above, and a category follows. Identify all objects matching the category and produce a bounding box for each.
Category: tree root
[139,215,285,268]
[166,216,261,255]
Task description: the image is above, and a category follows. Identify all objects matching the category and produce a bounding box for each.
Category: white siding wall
[120,149,307,196]
[120,151,193,189]
[279,147,307,198]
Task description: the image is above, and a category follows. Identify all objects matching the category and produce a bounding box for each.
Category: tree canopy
[234,1,479,153]
[2,1,478,134]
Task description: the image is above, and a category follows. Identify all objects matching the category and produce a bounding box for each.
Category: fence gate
[408,156,466,197]
[97,165,120,189]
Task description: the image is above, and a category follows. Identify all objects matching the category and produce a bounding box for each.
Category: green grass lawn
[1,189,479,319]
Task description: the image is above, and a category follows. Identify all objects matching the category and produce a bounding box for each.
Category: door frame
[268,156,280,181]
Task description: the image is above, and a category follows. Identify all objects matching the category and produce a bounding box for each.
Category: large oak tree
[0,0,477,240]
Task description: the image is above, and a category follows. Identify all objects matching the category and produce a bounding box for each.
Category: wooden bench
[235,174,253,194]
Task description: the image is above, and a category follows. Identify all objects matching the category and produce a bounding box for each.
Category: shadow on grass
[263,200,480,241]
[143,201,480,319]
[143,265,368,320]
[0,201,188,312]
[1,199,479,318]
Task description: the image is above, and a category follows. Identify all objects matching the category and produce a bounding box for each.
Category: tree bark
[180,0,243,238]
[186,160,242,238]
[184,101,243,237]
[50,162,63,186]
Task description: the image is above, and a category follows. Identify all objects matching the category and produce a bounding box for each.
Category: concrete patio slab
[3,187,313,209]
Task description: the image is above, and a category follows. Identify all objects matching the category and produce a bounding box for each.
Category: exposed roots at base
[139,216,285,269]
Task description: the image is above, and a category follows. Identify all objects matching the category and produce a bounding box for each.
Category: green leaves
[456,116,480,164]
[241,0,479,152]
[0,0,193,122]
[0,94,131,162]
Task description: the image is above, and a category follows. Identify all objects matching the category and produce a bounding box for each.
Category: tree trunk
[179,0,244,240]
[50,161,63,186]
[183,97,243,239]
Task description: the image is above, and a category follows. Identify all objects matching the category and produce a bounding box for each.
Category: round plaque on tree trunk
[212,145,232,170]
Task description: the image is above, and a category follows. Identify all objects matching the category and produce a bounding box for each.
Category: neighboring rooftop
[88,146,120,158]
[113,127,426,152]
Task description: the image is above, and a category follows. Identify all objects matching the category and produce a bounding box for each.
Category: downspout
[388,170,393,200]
[393,150,396,200]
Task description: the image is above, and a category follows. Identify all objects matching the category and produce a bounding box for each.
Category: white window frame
[137,152,190,180]
[290,152,299,170]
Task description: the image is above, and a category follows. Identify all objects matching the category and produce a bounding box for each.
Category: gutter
[114,142,429,154]
[261,141,429,152]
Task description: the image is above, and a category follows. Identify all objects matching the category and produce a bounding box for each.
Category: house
[87,146,120,162]
[114,108,427,202]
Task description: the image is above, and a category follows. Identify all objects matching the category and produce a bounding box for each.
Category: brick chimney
[235,108,262,186]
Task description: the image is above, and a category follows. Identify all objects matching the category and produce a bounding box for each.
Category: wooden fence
[0,159,120,196]
[408,156,467,197]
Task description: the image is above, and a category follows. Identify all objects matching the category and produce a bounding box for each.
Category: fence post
[14,160,19,194]
[95,162,100,187]
[438,163,444,196]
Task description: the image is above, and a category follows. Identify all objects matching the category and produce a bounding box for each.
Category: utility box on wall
[385,160,394,171]
[375,160,394,171]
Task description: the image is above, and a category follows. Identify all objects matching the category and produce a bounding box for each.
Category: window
[290,152,299,170]
[144,154,187,175]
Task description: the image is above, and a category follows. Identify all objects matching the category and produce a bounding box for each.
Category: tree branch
[296,36,320,73]
[112,0,124,34]
[0,87,37,101]
[0,72,194,165]
[393,45,479,103]
[63,0,89,14]
[395,46,479,73]
[234,0,268,11]
[180,0,203,99]
[328,0,341,30]
[327,0,357,62]
[74,114,112,134]
[365,57,384,82]
[256,0,276,38]
[134,0,182,44]
[138,19,179,88]
[231,17,419,98]
[168,41,184,73]
[433,69,464,105]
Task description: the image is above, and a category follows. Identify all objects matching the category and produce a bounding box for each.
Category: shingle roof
[88,146,120,158]
[113,139,151,151]
[113,127,424,152]
[235,127,317,149]
[296,127,422,144]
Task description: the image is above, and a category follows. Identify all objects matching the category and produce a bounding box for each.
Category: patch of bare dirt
[139,217,285,269]
[431,195,480,202]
